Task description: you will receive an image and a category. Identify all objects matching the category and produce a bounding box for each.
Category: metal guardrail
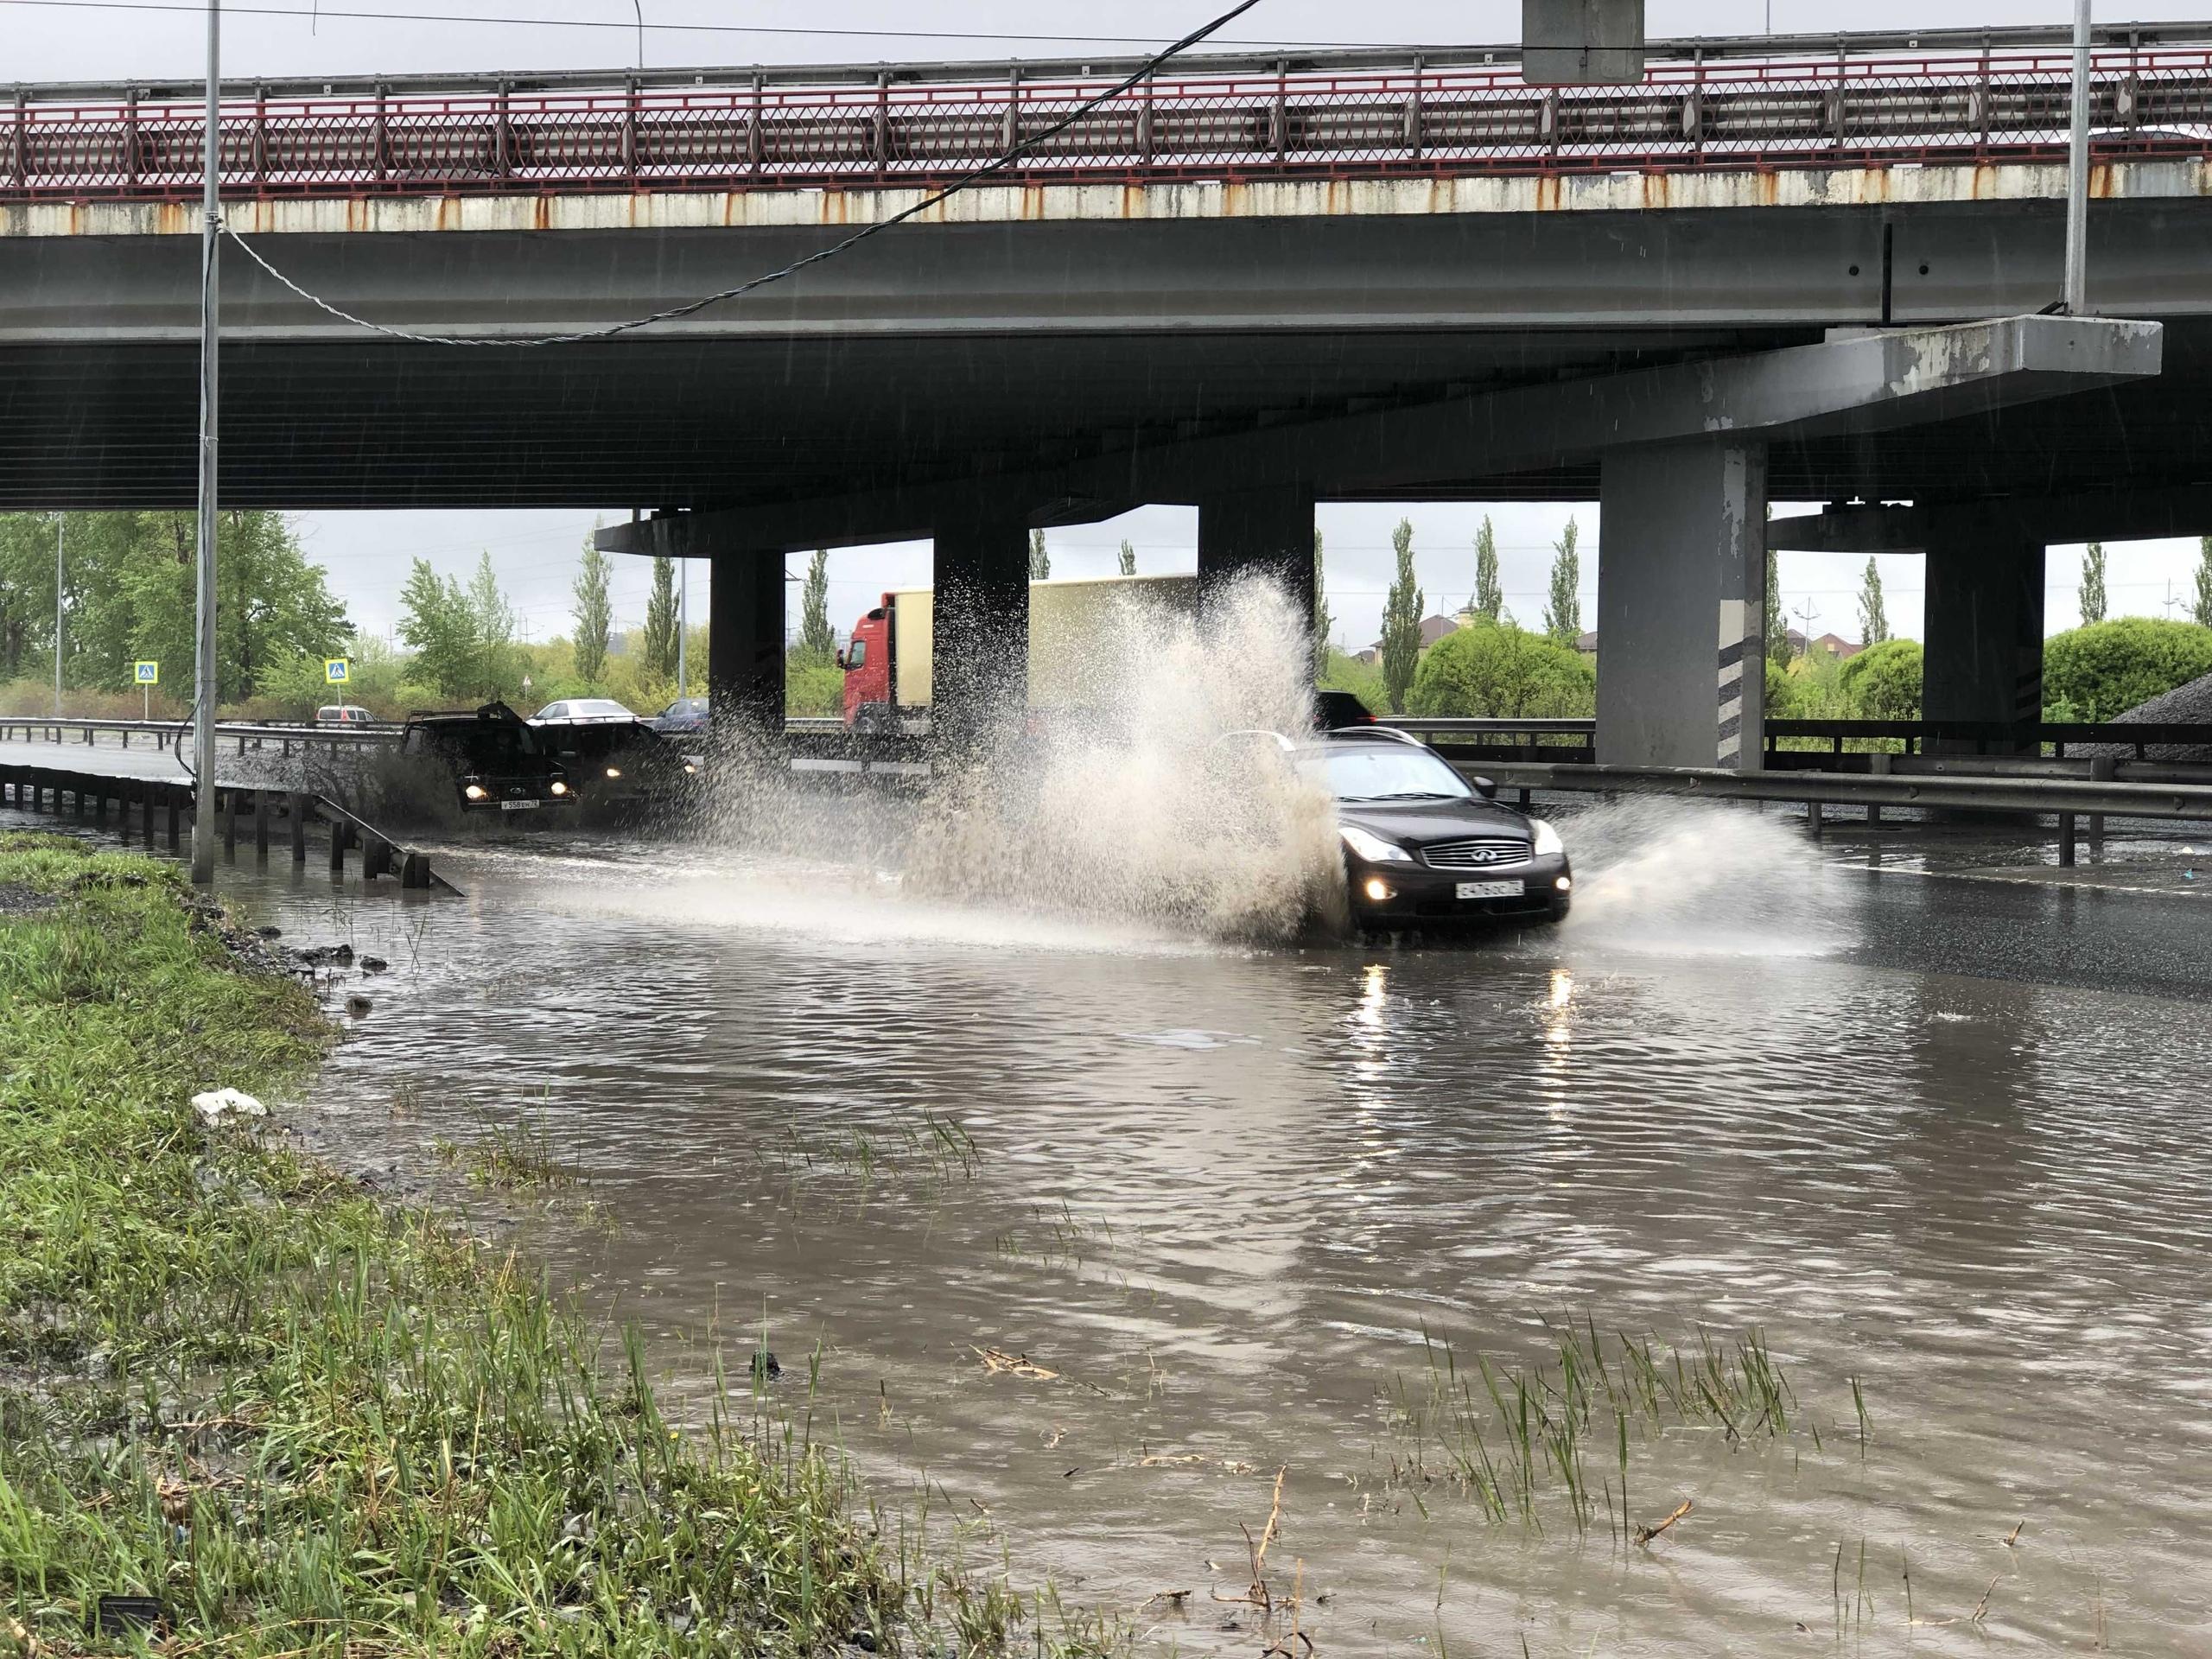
[0,759,448,888]
[25,24,2212,104]
[1764,717,2212,757]
[10,35,2212,203]
[1471,758,2212,817]
[0,715,404,756]
[1461,759,2212,866]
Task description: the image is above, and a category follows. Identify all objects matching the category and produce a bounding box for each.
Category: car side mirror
[835,648,847,670]
[1472,776,1498,800]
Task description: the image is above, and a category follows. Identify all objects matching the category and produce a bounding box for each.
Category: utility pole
[677,557,688,702]
[2062,0,2094,315]
[189,0,221,883]
[52,515,63,717]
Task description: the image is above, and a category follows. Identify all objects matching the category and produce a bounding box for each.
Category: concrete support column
[1198,491,1317,602]
[931,505,1031,754]
[1197,490,1317,639]
[1595,439,1769,768]
[1923,532,2045,746]
[702,544,785,752]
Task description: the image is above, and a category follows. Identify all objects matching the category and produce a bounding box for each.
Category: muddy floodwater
[31,798,2212,1655]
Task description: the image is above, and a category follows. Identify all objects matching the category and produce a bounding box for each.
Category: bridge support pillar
[1595,438,1769,768]
[1924,532,2044,748]
[703,548,786,754]
[931,505,1030,756]
[1198,491,1316,644]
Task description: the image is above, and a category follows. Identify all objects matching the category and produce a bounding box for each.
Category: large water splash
[1556,798,1856,957]
[686,573,1346,944]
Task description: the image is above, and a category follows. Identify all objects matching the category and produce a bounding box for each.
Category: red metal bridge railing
[9,45,2212,203]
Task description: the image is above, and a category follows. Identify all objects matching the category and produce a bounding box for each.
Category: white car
[531,697,636,725]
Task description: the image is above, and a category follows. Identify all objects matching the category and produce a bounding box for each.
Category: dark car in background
[531,716,696,805]
[1316,729,1570,927]
[1313,690,1376,729]
[400,702,575,814]
[652,696,709,735]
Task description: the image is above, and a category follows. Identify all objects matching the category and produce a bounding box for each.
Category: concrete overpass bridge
[3,23,2209,762]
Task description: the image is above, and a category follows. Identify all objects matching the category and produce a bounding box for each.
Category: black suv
[1309,729,1571,927]
[399,702,575,814]
[531,716,695,804]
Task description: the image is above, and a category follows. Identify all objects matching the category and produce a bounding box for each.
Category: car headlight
[604,766,622,779]
[1339,824,1412,864]
[683,762,697,775]
[1531,818,1565,857]
[550,780,569,796]
[463,783,487,801]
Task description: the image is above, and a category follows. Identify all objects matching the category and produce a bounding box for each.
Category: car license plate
[499,798,541,812]
[1457,879,1522,899]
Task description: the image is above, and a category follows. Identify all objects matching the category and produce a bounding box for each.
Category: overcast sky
[16,0,2209,650]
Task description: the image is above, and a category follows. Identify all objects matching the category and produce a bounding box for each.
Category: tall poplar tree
[2080,542,2108,624]
[1028,529,1051,580]
[641,556,680,681]
[1470,514,1503,622]
[1541,517,1582,648]
[1312,529,1332,678]
[1378,518,1424,715]
[799,550,835,660]
[1766,546,1792,667]
[2194,536,2212,627]
[571,539,613,682]
[1856,557,1890,645]
[1118,539,1137,576]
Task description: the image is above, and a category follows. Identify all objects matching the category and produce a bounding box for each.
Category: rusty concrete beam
[604,315,2161,556]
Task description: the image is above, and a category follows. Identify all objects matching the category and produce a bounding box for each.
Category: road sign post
[324,658,351,687]
[135,660,159,721]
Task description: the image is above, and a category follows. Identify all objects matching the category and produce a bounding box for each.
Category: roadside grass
[0,832,971,1656]
[1379,1317,1818,1538]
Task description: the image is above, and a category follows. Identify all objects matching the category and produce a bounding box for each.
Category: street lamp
[189,0,222,884]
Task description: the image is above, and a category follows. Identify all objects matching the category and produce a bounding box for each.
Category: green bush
[1318,647,1386,713]
[787,653,846,717]
[1407,620,1595,718]
[1838,638,1923,720]
[2043,618,2212,721]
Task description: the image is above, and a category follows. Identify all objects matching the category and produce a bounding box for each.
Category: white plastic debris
[191,1088,268,1122]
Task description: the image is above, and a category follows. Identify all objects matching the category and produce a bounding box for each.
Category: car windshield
[412,723,538,765]
[1313,745,1473,804]
[574,700,632,717]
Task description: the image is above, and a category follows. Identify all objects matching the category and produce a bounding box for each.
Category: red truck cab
[836,596,896,726]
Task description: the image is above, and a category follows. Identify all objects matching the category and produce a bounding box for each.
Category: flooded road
[16,798,2212,1655]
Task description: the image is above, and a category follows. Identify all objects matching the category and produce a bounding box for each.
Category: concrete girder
[599,315,2163,561]
[1770,483,2212,552]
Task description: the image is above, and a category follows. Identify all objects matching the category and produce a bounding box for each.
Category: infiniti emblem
[1471,847,1500,864]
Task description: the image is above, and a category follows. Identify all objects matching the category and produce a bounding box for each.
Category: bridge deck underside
[3,196,2208,513]
[7,318,2207,513]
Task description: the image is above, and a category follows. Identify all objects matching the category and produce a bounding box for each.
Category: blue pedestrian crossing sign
[324,658,351,684]
[134,661,159,685]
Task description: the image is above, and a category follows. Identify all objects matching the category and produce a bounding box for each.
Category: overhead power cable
[4,0,1373,49]
[220,0,1268,348]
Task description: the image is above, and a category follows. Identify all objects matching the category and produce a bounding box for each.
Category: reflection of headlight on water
[1531,818,1565,857]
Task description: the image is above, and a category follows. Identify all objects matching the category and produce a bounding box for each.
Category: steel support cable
[219,0,1268,349]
